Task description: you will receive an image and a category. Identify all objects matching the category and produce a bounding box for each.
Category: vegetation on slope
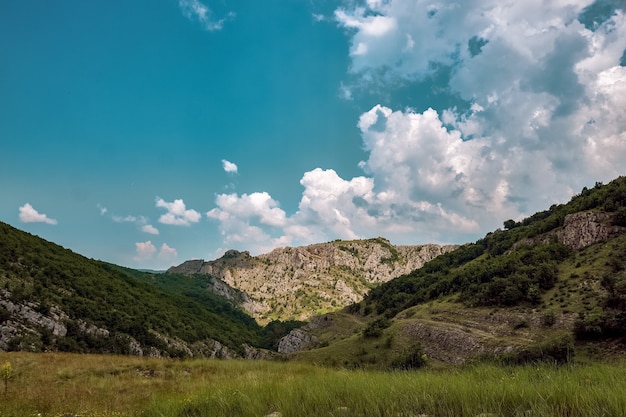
[0,222,296,355]
[354,177,626,319]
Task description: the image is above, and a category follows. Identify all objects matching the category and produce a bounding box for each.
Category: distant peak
[222,249,251,258]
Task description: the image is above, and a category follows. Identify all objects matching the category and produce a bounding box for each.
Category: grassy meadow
[1,352,626,417]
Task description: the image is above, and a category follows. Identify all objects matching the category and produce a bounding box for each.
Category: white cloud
[330,0,626,230]
[206,0,626,253]
[106,210,160,235]
[133,240,177,268]
[206,162,482,254]
[112,215,137,223]
[156,198,201,226]
[158,243,178,262]
[18,203,57,225]
[97,204,108,215]
[207,192,290,254]
[292,168,375,240]
[339,82,353,100]
[134,240,157,261]
[222,159,238,174]
[179,0,235,31]
[141,224,160,235]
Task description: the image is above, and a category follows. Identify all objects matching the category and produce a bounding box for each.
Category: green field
[1,352,625,417]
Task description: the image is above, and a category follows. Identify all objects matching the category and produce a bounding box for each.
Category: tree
[503,219,518,230]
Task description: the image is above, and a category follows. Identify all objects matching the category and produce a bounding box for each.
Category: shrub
[500,334,574,365]
[574,308,605,339]
[363,317,391,338]
[391,344,427,370]
[541,310,556,327]
[512,318,530,329]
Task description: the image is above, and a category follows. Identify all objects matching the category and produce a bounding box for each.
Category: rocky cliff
[169,238,457,323]
[517,211,626,250]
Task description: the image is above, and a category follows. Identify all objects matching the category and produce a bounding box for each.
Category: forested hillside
[357,177,626,328]
[0,222,294,356]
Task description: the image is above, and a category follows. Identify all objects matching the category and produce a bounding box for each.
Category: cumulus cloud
[330,0,626,232]
[18,203,57,225]
[207,192,290,254]
[222,159,238,174]
[112,215,137,223]
[156,198,201,226]
[207,163,481,254]
[179,0,235,31]
[133,241,177,268]
[134,240,157,261]
[106,210,159,235]
[141,224,160,235]
[97,204,108,215]
[158,243,178,261]
[206,0,626,253]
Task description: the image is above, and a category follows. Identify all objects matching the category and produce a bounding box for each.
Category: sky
[1,0,626,270]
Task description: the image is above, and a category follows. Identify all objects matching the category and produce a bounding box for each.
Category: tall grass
[1,352,625,417]
[146,361,626,417]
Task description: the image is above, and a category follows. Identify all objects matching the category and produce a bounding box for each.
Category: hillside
[283,177,626,368]
[0,222,291,357]
[169,240,457,322]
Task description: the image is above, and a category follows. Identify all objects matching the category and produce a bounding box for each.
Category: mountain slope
[169,239,457,322]
[284,177,626,368]
[0,222,271,357]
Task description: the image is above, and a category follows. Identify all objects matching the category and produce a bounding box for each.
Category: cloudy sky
[2,0,625,269]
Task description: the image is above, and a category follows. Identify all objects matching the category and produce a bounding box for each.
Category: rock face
[517,211,626,250]
[556,212,625,250]
[0,290,68,351]
[169,238,458,323]
[0,289,243,358]
[277,328,317,354]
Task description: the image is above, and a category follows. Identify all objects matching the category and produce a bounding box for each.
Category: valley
[1,177,626,371]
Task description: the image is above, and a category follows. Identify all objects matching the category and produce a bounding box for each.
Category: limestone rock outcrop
[556,212,625,250]
[169,239,458,322]
[517,211,626,250]
[277,328,318,354]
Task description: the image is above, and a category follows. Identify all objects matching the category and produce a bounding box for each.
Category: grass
[1,352,626,417]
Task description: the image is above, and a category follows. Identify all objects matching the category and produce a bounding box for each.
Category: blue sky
[2,0,625,269]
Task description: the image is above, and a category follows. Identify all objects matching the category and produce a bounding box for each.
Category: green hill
[287,177,626,368]
[0,222,295,357]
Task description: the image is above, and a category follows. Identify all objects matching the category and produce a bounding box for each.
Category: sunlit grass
[1,352,626,417]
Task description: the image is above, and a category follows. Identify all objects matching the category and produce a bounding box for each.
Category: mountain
[281,177,626,368]
[168,239,457,323]
[0,222,290,357]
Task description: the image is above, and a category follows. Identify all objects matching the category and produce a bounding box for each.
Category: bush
[500,334,574,365]
[541,310,556,327]
[574,308,605,339]
[363,317,391,338]
[0,305,11,323]
[391,344,427,370]
[512,318,529,329]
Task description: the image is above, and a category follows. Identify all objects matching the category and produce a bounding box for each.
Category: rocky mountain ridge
[169,238,458,322]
